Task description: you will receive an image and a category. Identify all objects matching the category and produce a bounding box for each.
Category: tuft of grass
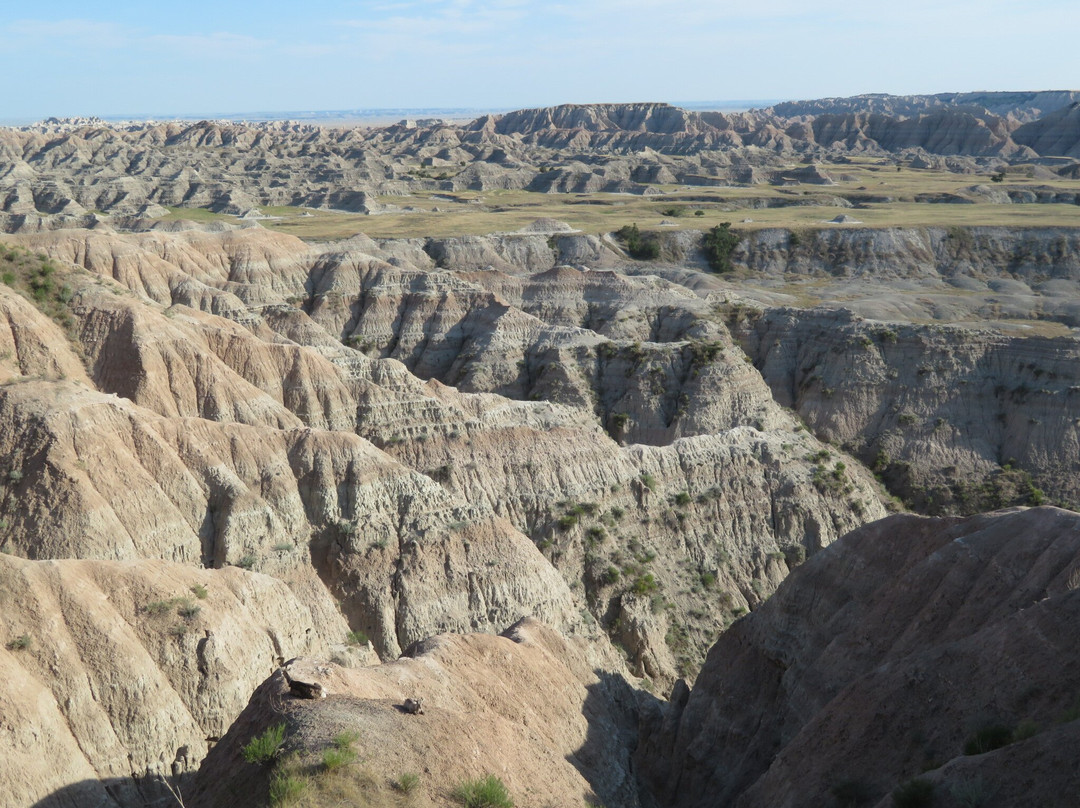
[963,723,1013,755]
[145,598,178,615]
[322,744,357,771]
[394,772,420,794]
[176,600,201,620]
[268,771,307,806]
[189,584,208,599]
[332,731,359,749]
[236,554,258,570]
[6,634,31,651]
[451,775,513,808]
[346,630,369,646]
[892,778,934,808]
[242,723,286,765]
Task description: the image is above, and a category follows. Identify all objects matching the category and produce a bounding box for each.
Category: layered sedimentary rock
[638,507,1080,808]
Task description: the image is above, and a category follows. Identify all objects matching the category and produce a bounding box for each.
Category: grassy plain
[159,158,1080,241]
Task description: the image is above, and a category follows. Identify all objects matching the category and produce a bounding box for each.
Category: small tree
[702,223,741,273]
[615,224,660,260]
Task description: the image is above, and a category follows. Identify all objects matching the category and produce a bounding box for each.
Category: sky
[2,0,1079,121]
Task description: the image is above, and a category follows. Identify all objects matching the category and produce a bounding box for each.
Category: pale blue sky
[3,1,1078,120]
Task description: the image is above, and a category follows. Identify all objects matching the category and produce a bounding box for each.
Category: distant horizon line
[0,100,785,127]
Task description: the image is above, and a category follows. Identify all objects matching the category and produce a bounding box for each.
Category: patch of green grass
[145,599,176,615]
[346,630,369,646]
[322,744,357,771]
[189,584,208,599]
[630,573,659,596]
[268,771,308,806]
[6,634,31,651]
[451,775,514,808]
[242,723,286,765]
[394,772,420,794]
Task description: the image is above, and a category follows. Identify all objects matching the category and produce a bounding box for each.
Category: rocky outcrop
[771,90,1080,122]
[1014,101,1080,158]
[2,95,1078,228]
[638,507,1080,808]
[0,555,334,808]
[191,618,643,808]
[737,306,1080,511]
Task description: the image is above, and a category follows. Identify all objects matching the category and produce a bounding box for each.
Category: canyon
[1,94,1078,808]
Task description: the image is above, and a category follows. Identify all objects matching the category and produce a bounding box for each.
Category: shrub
[346,630,369,646]
[452,775,514,808]
[963,723,1013,755]
[694,209,704,216]
[189,584,208,599]
[268,771,307,806]
[702,223,741,273]
[615,224,660,260]
[892,778,934,808]
[631,573,659,596]
[949,778,989,808]
[394,772,421,793]
[603,566,620,585]
[145,599,176,615]
[322,744,357,771]
[783,544,807,566]
[6,634,31,651]
[674,492,692,507]
[242,723,286,765]
[640,472,657,491]
[236,554,258,570]
[176,600,201,620]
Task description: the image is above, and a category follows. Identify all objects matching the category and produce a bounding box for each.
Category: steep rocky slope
[637,506,1080,808]
[737,307,1080,511]
[0,555,338,808]
[5,207,1080,807]
[190,619,643,808]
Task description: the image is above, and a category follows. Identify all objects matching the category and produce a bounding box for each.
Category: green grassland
[159,158,1080,241]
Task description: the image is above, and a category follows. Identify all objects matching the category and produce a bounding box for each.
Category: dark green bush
[242,723,286,765]
[702,222,741,273]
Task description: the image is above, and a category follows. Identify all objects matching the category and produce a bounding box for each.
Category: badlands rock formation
[637,506,1080,808]
[191,619,643,808]
[3,94,1080,229]
[3,92,1080,807]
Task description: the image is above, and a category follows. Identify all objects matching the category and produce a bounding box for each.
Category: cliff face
[0,555,333,808]
[0,223,899,804]
[637,507,1080,808]
[5,211,1080,807]
[738,307,1080,511]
